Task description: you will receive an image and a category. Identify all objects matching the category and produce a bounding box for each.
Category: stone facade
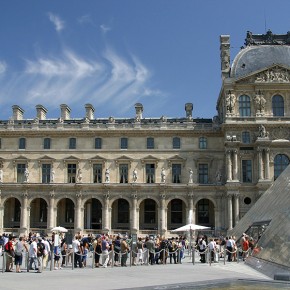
[1,31,290,237]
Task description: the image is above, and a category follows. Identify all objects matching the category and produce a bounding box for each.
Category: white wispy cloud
[100,24,111,34]
[0,61,6,74]
[78,14,92,25]
[0,47,165,117]
[48,12,65,32]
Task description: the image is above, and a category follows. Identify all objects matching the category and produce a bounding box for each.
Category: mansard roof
[231,31,290,79]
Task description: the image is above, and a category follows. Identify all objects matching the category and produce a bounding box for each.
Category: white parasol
[51,226,68,233]
[171,223,210,232]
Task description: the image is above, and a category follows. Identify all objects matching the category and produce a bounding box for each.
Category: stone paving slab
[0,258,272,290]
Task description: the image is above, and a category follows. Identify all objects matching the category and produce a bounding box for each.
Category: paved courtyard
[0,255,282,290]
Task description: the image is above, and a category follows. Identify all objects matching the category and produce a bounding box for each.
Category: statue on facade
[133,169,138,182]
[226,91,236,113]
[0,168,3,183]
[216,170,222,184]
[161,168,166,183]
[188,168,193,184]
[255,91,266,114]
[258,124,268,138]
[24,167,29,183]
[77,169,83,183]
[105,168,110,183]
[50,167,55,183]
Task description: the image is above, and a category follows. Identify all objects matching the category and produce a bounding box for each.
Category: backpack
[5,242,9,252]
[37,242,45,256]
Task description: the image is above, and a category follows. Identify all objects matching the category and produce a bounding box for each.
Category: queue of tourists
[0,232,255,273]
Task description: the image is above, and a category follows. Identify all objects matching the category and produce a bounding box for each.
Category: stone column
[102,194,110,232]
[130,194,138,233]
[47,192,55,230]
[265,148,270,180]
[159,195,166,236]
[234,194,240,226]
[233,149,238,180]
[75,193,82,233]
[226,150,232,181]
[0,191,3,233]
[227,194,233,230]
[20,192,29,235]
[257,148,264,180]
[187,194,194,224]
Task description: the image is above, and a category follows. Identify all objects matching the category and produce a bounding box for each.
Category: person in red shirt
[5,235,15,272]
[242,236,249,261]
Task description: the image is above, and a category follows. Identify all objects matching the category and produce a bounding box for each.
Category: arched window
[239,95,251,117]
[272,95,284,116]
[274,154,289,180]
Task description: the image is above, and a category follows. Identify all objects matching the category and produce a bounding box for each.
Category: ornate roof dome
[231,31,290,78]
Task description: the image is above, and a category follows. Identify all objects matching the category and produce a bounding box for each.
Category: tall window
[17,163,26,183]
[39,199,47,222]
[272,95,284,116]
[69,138,76,149]
[120,137,128,149]
[95,138,102,149]
[65,199,74,223]
[146,164,155,183]
[144,199,156,224]
[171,199,183,224]
[147,137,154,149]
[199,137,207,149]
[14,199,21,222]
[239,95,251,117]
[119,164,128,183]
[198,164,208,184]
[43,138,51,149]
[274,154,289,180]
[172,164,181,183]
[0,138,2,149]
[242,132,251,144]
[42,163,51,183]
[19,138,26,149]
[173,137,181,149]
[67,164,77,183]
[198,199,209,224]
[118,199,129,223]
[242,160,252,183]
[93,164,102,183]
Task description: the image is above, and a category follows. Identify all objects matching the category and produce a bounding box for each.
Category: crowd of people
[0,232,255,273]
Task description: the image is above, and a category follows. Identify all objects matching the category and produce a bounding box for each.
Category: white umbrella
[51,226,68,233]
[171,223,210,232]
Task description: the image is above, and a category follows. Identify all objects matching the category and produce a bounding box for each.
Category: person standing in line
[136,237,144,265]
[14,236,28,273]
[101,236,109,268]
[145,236,155,265]
[36,237,45,273]
[28,237,38,271]
[120,237,129,267]
[42,237,51,269]
[72,235,83,268]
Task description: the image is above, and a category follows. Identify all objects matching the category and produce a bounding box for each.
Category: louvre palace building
[1,30,290,237]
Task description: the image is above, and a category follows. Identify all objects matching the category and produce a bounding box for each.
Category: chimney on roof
[185,103,193,118]
[85,104,95,120]
[134,103,143,119]
[60,104,71,120]
[12,105,24,120]
[36,104,48,120]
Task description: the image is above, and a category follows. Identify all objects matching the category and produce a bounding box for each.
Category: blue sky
[0,0,289,120]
